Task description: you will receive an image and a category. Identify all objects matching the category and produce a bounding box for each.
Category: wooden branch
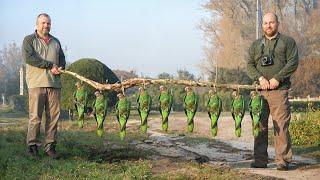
[60,70,261,92]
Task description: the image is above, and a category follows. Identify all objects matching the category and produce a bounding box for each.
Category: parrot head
[231,90,241,99]
[75,81,84,89]
[94,90,102,97]
[185,86,194,95]
[138,86,145,94]
[209,89,217,96]
[159,85,167,93]
[250,91,260,99]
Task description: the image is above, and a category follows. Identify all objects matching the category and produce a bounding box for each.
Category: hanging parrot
[73,81,88,128]
[231,90,245,137]
[183,86,198,133]
[158,86,173,132]
[137,87,152,134]
[249,91,264,137]
[115,93,131,140]
[92,90,108,137]
[207,89,222,137]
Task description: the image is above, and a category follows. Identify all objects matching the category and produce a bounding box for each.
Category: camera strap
[260,34,280,58]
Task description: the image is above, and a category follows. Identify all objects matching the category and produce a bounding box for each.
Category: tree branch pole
[60,70,261,92]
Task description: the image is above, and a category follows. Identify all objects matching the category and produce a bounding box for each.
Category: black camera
[260,56,274,66]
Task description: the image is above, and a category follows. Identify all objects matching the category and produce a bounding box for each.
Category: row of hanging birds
[74,81,264,140]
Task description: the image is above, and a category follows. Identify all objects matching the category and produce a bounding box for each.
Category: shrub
[290,110,320,146]
[9,95,28,112]
[290,101,320,112]
[61,58,119,110]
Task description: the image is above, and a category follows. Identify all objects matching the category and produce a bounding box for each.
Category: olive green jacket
[246,33,299,90]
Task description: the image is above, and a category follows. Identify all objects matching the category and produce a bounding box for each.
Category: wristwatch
[258,76,264,81]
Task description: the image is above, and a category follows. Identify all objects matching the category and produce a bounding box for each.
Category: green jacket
[247,33,299,90]
[22,31,66,88]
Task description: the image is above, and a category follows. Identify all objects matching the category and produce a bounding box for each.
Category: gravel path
[128,112,320,180]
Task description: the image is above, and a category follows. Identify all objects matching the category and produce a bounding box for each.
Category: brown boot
[29,145,41,160]
[45,146,61,159]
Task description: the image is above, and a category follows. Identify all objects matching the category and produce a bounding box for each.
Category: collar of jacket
[263,32,280,40]
[34,30,53,39]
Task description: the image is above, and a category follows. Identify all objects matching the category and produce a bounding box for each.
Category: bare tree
[0,43,24,97]
[200,0,320,95]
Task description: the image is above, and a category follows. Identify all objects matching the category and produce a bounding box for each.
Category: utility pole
[256,0,262,39]
[19,66,24,95]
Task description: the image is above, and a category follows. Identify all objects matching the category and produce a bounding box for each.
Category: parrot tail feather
[235,128,241,137]
[120,131,126,140]
[140,125,147,134]
[187,124,194,133]
[78,120,84,128]
[162,119,168,132]
[97,129,104,137]
[211,128,218,137]
[253,129,260,137]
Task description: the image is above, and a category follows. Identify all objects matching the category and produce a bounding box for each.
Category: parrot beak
[117,93,124,99]
[250,91,257,98]
[231,91,238,98]
[94,90,101,96]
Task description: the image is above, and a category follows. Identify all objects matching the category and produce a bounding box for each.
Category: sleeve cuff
[273,75,282,83]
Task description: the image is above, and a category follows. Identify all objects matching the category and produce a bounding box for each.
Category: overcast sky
[0,0,209,78]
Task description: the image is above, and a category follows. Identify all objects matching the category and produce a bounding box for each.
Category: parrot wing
[92,99,98,123]
[126,99,131,120]
[115,102,120,123]
[259,96,263,119]
[158,94,163,116]
[240,95,245,119]
[248,98,254,120]
[84,91,88,106]
[137,95,142,116]
[136,94,141,109]
[217,97,222,118]
[207,98,212,119]
[194,94,199,113]
[231,99,235,120]
[103,98,108,120]
[147,95,152,113]
[168,94,173,113]
[183,95,188,115]
[73,91,78,112]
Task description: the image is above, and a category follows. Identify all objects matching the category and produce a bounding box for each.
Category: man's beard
[264,28,277,37]
[43,28,50,35]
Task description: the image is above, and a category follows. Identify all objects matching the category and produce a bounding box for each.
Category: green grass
[0,117,272,179]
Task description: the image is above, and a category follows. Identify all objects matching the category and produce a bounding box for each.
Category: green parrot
[92,91,108,137]
[231,91,245,137]
[207,89,222,137]
[73,81,88,128]
[249,91,264,137]
[137,87,152,134]
[158,86,173,132]
[183,86,198,133]
[115,93,131,140]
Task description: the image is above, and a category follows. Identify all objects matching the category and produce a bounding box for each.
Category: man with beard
[23,13,65,160]
[247,12,299,170]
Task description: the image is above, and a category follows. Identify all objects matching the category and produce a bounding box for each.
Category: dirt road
[125,111,320,180]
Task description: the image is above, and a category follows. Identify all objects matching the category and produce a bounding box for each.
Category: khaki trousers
[254,90,292,165]
[27,87,61,152]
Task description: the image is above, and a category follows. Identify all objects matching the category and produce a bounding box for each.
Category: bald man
[247,12,299,170]
[23,13,65,160]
